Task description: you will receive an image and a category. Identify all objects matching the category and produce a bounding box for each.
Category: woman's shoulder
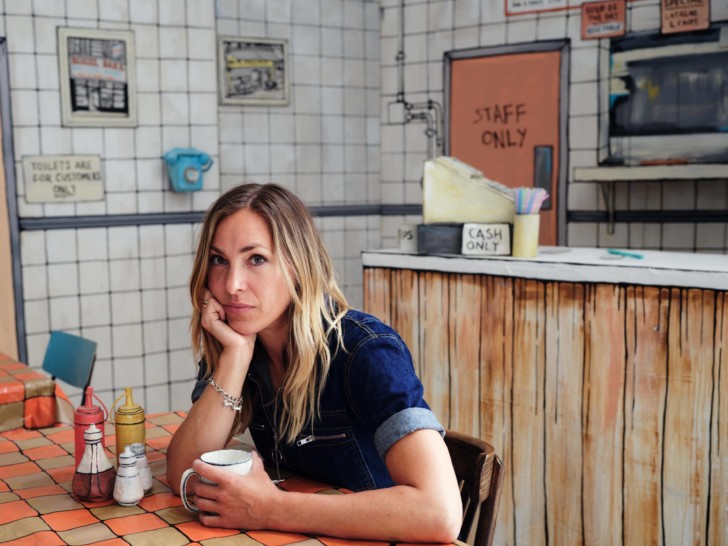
[331,309,408,360]
[340,309,399,340]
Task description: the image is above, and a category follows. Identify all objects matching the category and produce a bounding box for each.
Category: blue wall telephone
[163,148,213,192]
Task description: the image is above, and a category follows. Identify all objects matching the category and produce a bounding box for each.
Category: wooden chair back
[444,430,504,546]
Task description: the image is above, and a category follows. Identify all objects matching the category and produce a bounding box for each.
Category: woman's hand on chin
[200,292,256,353]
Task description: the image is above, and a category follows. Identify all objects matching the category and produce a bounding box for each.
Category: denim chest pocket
[291,410,376,491]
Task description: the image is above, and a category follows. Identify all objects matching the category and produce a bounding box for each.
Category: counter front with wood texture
[362,247,728,546]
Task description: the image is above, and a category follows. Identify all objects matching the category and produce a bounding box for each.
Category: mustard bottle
[111,387,146,464]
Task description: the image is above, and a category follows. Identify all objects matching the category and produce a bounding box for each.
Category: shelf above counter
[572,164,728,182]
[361,247,728,290]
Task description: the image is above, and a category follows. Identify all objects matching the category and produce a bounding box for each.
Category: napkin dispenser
[422,156,514,224]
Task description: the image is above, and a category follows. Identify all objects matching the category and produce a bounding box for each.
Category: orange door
[449,50,562,245]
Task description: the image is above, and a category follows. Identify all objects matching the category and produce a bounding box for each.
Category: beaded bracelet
[207,377,243,413]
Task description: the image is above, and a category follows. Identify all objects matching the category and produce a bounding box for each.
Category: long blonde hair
[190,183,349,443]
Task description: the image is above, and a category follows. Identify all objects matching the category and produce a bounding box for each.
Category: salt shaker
[130,442,153,492]
[72,423,115,502]
[113,445,144,506]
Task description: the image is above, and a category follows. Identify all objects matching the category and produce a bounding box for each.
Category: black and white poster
[218,36,289,106]
[58,28,137,127]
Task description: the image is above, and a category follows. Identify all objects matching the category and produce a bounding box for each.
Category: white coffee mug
[180,449,253,512]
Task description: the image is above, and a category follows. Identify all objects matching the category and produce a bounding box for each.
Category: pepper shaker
[113,445,144,506]
[130,442,153,492]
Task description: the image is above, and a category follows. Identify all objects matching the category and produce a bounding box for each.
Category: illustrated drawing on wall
[218,36,289,106]
[606,22,728,165]
[57,28,137,127]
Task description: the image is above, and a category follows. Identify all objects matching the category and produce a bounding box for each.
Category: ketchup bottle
[73,387,109,468]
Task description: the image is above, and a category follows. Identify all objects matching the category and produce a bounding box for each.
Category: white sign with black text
[461,223,511,256]
[23,155,104,203]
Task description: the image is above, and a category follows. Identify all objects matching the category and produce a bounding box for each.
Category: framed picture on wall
[57,27,137,127]
[218,36,289,106]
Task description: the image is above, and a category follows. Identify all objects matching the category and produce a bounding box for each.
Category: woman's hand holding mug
[180,449,253,512]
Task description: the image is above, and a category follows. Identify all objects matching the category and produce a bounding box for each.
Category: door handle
[533,146,552,211]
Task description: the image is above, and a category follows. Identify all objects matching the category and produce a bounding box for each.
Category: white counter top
[361,247,728,290]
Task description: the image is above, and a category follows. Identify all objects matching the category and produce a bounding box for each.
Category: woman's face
[206,208,292,341]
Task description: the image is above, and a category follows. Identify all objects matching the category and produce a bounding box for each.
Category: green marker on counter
[607,248,644,260]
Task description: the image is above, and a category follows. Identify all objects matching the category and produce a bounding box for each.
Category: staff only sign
[461,223,511,256]
[23,155,104,203]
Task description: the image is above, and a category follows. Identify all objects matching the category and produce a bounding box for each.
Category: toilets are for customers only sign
[23,155,104,203]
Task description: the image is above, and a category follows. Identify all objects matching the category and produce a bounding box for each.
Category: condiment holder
[72,423,116,502]
[113,445,145,506]
[130,442,154,492]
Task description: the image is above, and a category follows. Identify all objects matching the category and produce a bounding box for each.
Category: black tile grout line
[18,205,424,230]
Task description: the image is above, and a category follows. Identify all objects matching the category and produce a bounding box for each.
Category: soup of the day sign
[581,0,626,39]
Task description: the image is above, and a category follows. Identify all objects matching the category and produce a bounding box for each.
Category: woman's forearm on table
[166,359,248,492]
[166,394,236,492]
[269,484,461,543]
[267,430,461,543]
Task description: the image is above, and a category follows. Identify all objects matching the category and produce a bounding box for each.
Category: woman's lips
[224,303,254,314]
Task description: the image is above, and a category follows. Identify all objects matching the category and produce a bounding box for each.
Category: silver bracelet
[207,377,243,413]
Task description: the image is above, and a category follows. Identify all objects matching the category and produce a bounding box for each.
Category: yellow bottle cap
[114,387,144,418]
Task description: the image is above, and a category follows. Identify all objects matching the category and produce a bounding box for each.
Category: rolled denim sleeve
[374,407,445,460]
[345,332,444,459]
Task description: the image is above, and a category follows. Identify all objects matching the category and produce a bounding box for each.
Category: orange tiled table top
[0,411,445,546]
[0,353,67,433]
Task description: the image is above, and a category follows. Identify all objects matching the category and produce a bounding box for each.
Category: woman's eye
[210,254,227,266]
[250,254,266,266]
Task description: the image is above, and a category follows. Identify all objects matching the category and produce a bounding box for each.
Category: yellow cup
[512,214,540,258]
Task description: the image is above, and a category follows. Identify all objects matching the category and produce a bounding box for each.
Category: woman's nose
[225,265,248,294]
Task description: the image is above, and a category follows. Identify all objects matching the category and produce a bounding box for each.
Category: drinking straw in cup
[512,188,549,258]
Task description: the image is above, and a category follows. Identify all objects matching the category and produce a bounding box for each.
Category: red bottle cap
[75,387,107,422]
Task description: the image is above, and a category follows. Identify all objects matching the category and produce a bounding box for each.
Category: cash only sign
[23,155,104,203]
[461,223,511,256]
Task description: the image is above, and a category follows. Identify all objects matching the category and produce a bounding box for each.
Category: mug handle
[180,469,200,512]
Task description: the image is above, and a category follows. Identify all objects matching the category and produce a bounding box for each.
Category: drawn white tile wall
[4,0,221,219]
[20,223,198,413]
[216,0,380,205]
[379,0,728,253]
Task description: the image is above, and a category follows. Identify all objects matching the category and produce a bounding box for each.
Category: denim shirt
[191,309,444,491]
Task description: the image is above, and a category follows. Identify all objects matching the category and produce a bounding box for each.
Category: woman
[166,183,461,542]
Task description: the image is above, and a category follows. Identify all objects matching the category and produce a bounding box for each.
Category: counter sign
[661,0,709,33]
[462,223,511,256]
[23,155,104,203]
[581,1,626,40]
